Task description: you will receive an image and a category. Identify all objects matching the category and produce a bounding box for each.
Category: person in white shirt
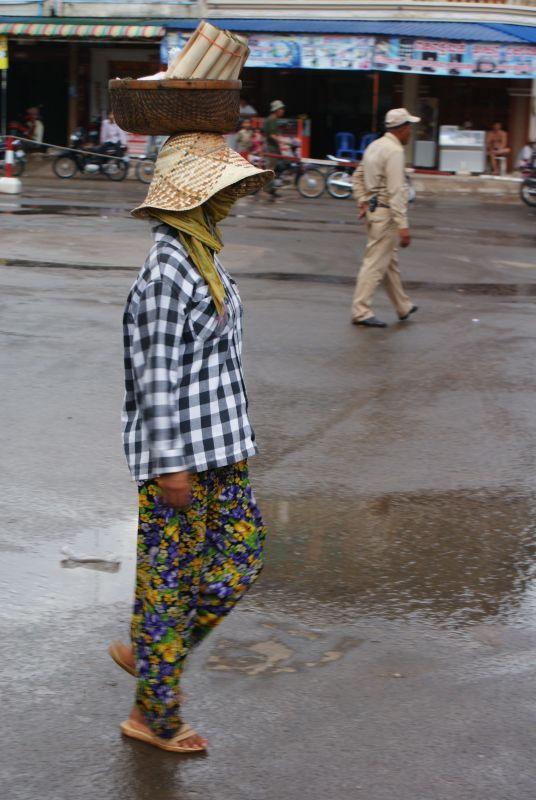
[516,142,535,171]
[239,97,257,117]
[26,107,44,146]
[100,111,128,147]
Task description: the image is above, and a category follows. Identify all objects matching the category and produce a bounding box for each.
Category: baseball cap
[270,100,285,113]
[385,108,421,129]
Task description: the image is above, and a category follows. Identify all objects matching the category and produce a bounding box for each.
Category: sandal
[108,641,136,677]
[120,719,207,753]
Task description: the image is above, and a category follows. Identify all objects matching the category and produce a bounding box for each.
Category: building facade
[0,0,535,167]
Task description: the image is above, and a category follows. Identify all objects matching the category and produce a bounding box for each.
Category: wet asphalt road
[1,180,536,800]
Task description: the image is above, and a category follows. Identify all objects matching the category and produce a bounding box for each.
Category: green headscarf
[149,190,236,316]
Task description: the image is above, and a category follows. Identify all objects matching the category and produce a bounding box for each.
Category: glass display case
[439,126,486,173]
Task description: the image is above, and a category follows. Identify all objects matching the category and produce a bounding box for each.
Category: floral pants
[131,460,266,739]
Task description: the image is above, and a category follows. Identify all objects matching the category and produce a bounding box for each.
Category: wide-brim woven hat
[132,132,273,217]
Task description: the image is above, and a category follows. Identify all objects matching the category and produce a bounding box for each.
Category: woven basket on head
[109,78,242,136]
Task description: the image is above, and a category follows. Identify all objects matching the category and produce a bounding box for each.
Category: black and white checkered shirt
[122,223,257,481]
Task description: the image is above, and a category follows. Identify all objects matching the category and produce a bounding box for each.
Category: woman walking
[110,132,272,753]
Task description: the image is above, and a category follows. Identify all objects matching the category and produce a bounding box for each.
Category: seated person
[486,122,511,175]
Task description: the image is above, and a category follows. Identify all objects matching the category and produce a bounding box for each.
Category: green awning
[0,20,164,39]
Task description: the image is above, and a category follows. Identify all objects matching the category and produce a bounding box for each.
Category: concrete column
[67,43,79,142]
[530,79,536,141]
[402,73,419,163]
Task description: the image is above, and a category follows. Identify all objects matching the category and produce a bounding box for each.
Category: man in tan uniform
[351,108,420,328]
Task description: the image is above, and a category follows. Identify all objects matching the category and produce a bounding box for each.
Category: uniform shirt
[352,132,409,229]
[122,224,257,481]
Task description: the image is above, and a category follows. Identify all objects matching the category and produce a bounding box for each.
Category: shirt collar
[385,132,404,150]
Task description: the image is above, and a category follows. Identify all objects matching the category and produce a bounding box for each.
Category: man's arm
[352,164,368,218]
[385,150,410,246]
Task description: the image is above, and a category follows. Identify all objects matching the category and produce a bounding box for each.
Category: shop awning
[165,18,536,45]
[0,18,164,39]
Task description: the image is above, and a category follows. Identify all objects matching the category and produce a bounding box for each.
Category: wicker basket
[109,78,242,136]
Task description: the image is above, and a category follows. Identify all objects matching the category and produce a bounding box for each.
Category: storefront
[163,21,536,166]
[0,20,162,145]
[1,15,535,168]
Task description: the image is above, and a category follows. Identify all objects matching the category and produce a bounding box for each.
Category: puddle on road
[1,489,535,634]
[258,488,536,629]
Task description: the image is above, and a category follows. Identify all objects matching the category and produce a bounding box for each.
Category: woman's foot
[112,641,135,673]
[128,706,208,751]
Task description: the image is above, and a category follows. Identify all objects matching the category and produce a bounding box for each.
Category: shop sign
[162,31,536,79]
[372,37,536,79]
[0,36,8,70]
[248,34,375,70]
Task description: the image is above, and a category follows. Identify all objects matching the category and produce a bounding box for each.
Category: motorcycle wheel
[103,160,128,181]
[520,180,536,208]
[296,168,325,199]
[326,170,352,199]
[53,155,78,179]
[135,158,155,184]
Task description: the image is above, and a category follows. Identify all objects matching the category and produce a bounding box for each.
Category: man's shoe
[353,316,388,328]
[398,305,418,321]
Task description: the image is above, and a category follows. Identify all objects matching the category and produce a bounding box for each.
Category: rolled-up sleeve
[352,164,367,204]
[385,150,409,229]
[131,278,190,475]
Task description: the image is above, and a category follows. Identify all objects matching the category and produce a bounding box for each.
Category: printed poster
[161,32,536,79]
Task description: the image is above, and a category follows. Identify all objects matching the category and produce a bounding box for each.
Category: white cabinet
[438,126,486,174]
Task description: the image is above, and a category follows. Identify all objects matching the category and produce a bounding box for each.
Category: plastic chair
[355,133,379,160]
[335,132,359,160]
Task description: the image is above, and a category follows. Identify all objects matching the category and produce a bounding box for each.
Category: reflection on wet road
[260,490,536,627]
[2,489,535,633]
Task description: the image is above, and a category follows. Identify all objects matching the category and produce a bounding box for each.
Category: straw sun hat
[131,132,273,217]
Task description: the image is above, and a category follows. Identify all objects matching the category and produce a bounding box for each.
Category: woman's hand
[156,472,192,509]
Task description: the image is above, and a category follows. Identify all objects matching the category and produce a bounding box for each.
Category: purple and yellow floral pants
[131,460,266,739]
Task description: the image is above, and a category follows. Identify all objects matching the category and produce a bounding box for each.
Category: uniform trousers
[352,208,413,322]
[131,460,266,739]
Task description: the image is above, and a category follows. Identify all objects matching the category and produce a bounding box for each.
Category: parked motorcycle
[520,175,536,207]
[0,137,27,177]
[325,155,416,203]
[325,155,355,199]
[519,148,536,208]
[52,128,129,181]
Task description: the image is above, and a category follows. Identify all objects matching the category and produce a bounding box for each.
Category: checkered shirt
[122,223,257,481]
